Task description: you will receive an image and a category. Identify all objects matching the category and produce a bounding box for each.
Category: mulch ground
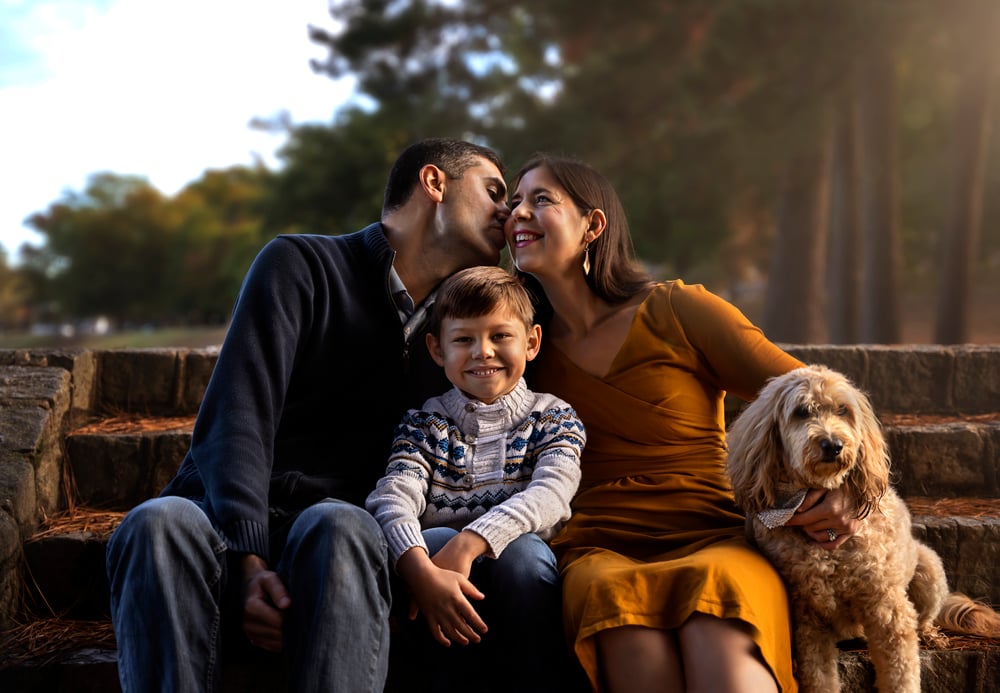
[70,414,196,436]
[881,412,1000,425]
[905,496,1000,518]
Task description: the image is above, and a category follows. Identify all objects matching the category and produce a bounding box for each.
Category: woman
[505,154,862,692]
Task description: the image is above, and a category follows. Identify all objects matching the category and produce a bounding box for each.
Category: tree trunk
[933,8,997,344]
[856,44,901,343]
[762,124,832,344]
[826,92,862,344]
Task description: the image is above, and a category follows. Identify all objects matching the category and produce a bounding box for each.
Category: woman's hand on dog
[784,488,862,549]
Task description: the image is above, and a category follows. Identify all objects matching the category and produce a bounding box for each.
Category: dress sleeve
[667,281,804,401]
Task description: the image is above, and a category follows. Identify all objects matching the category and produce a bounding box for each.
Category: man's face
[438,158,510,267]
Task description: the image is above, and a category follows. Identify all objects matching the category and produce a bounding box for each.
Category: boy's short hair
[427,266,535,338]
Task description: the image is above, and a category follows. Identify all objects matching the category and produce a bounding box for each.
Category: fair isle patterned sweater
[366,379,585,563]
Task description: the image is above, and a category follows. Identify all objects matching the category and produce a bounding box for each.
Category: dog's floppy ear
[843,382,890,518]
[726,374,792,513]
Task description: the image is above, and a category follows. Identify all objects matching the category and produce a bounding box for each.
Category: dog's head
[725,365,889,519]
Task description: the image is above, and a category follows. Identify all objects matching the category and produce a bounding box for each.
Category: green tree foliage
[0,248,32,329]
[264,108,413,234]
[25,169,269,325]
[309,0,1000,343]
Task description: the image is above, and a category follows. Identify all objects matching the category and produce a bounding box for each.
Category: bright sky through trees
[0,0,350,260]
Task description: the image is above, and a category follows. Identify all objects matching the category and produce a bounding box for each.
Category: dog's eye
[837,405,849,416]
[793,404,810,419]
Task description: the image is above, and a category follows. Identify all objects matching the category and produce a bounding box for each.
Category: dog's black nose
[820,437,843,459]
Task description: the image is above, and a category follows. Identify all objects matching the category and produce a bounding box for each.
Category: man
[106,139,516,691]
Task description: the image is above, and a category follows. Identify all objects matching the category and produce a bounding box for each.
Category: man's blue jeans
[106,496,391,692]
[392,527,575,693]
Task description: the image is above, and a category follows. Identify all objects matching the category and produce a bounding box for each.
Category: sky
[0,0,354,261]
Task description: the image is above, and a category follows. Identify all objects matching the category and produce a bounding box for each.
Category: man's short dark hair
[383,138,505,213]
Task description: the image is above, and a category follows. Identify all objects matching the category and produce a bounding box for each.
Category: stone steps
[1,345,1000,691]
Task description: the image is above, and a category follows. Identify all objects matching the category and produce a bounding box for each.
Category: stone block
[0,367,71,410]
[149,431,192,493]
[97,349,183,415]
[179,349,219,414]
[66,434,146,510]
[953,346,1000,415]
[0,454,37,530]
[0,511,22,629]
[866,346,955,415]
[887,422,995,497]
[913,515,1000,606]
[783,345,871,389]
[23,532,110,619]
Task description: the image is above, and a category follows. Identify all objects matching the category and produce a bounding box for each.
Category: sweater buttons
[464,402,476,412]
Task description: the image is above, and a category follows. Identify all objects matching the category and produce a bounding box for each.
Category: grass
[0,325,229,350]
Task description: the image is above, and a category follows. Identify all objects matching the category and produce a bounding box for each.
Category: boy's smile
[427,308,541,404]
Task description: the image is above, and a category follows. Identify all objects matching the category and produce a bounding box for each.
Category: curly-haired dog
[725,365,1000,693]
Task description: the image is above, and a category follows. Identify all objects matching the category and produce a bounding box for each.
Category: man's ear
[525,324,542,361]
[419,164,446,203]
[425,331,445,366]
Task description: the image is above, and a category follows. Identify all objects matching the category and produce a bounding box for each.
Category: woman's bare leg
[597,625,684,692]
[678,614,778,693]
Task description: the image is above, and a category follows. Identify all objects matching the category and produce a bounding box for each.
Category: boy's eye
[492,333,512,341]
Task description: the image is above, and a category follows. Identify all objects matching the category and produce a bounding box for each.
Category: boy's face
[426,308,541,404]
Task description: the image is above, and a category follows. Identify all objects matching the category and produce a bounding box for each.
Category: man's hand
[784,487,863,549]
[396,546,487,647]
[240,554,291,652]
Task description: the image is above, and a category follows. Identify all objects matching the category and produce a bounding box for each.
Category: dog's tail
[937,593,1000,637]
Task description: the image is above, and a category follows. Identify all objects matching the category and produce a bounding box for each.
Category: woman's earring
[583,243,591,276]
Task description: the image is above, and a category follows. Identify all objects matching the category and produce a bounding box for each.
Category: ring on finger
[826,528,838,541]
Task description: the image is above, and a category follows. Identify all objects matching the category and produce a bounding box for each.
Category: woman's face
[505,166,591,278]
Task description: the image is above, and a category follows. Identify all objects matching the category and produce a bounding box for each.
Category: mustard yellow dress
[533,281,803,692]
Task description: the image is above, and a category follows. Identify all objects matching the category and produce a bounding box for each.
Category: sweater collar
[440,378,533,429]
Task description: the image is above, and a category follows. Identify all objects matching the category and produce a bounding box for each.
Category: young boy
[366,265,585,692]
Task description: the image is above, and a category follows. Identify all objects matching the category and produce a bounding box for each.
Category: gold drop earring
[582,243,592,276]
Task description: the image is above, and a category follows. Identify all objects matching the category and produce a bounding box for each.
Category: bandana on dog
[756,487,808,529]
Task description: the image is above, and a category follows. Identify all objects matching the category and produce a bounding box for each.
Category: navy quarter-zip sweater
[162,223,451,561]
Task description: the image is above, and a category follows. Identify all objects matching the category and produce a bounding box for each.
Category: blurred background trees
[3,0,999,345]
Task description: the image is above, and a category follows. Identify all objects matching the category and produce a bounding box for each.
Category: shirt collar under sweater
[430,378,534,437]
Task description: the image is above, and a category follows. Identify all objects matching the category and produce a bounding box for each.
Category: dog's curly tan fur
[725,365,1000,693]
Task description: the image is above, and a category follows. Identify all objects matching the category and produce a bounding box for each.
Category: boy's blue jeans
[394,527,576,693]
[106,496,392,692]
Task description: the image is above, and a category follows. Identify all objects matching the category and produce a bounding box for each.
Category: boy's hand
[240,554,291,652]
[431,530,489,577]
[397,546,487,647]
